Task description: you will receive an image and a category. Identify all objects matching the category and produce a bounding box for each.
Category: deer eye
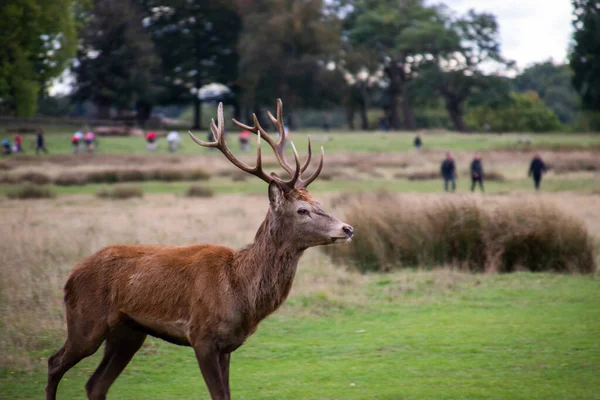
[297,208,309,215]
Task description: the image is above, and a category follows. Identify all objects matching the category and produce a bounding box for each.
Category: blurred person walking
[145,131,158,151]
[239,129,250,152]
[528,152,547,191]
[414,133,422,151]
[470,153,484,192]
[167,130,181,152]
[14,134,23,153]
[440,152,457,192]
[2,139,12,155]
[84,131,97,153]
[35,128,48,155]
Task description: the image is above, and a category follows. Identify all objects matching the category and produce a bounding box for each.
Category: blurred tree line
[0,0,598,132]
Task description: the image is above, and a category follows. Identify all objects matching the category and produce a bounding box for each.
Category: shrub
[117,169,146,182]
[325,193,595,274]
[404,170,439,181]
[549,158,600,174]
[0,174,18,184]
[0,162,12,171]
[6,184,55,199]
[185,185,214,198]
[86,169,119,184]
[18,171,52,185]
[186,168,210,181]
[54,173,87,186]
[96,185,143,200]
[485,171,506,182]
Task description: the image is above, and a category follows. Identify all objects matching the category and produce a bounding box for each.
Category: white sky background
[436,0,573,69]
[50,0,574,95]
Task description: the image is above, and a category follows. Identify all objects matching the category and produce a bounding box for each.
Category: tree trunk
[97,101,110,119]
[192,93,201,130]
[346,105,355,130]
[359,98,368,130]
[136,101,152,128]
[385,65,402,130]
[399,81,416,130]
[445,99,468,132]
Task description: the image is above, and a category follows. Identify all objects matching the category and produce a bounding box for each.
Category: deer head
[189,99,354,249]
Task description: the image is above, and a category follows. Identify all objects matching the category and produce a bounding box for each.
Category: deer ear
[268,181,285,211]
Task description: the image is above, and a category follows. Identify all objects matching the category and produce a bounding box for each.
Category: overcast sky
[437,0,573,70]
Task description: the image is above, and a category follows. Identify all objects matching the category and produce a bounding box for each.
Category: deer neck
[232,210,303,323]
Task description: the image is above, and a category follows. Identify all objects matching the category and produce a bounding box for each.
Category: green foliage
[0,0,78,116]
[570,0,600,112]
[514,62,580,123]
[72,0,160,117]
[466,91,562,132]
[237,0,342,115]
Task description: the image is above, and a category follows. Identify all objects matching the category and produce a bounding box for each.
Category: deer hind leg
[46,315,107,400]
[85,324,146,400]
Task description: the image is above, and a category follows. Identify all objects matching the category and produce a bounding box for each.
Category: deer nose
[342,225,354,238]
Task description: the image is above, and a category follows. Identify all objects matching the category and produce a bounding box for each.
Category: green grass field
[2,273,599,399]
[10,130,600,155]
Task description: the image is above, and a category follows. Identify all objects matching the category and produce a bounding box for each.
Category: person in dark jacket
[414,134,422,151]
[470,152,484,192]
[440,152,456,192]
[35,129,48,155]
[528,152,547,190]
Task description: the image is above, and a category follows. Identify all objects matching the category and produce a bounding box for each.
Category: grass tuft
[96,185,143,199]
[6,184,56,199]
[326,192,596,274]
[185,185,214,198]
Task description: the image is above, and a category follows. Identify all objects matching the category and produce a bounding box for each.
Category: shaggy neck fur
[232,208,304,325]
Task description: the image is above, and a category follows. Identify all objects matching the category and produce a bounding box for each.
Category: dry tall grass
[326,193,597,274]
[1,192,599,369]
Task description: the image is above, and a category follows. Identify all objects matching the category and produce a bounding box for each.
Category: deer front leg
[219,352,231,398]
[193,345,229,400]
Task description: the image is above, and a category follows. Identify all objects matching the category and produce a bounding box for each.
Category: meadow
[0,130,599,399]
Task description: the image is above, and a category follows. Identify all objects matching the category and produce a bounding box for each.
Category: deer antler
[231,99,324,189]
[189,102,311,191]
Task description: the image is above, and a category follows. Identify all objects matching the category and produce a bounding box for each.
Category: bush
[96,185,143,199]
[117,169,147,182]
[6,184,55,199]
[325,193,595,274]
[0,162,12,171]
[18,171,52,185]
[54,173,87,186]
[185,185,214,198]
[86,170,120,184]
[403,170,439,181]
[485,171,506,182]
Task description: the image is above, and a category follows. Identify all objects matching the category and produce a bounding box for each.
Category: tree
[237,0,342,128]
[465,91,561,133]
[345,0,451,130]
[0,0,78,116]
[141,0,241,129]
[72,0,160,119]
[420,9,513,132]
[570,0,600,112]
[514,61,579,123]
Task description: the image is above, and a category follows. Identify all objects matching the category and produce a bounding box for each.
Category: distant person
[470,153,484,192]
[323,113,330,132]
[14,134,23,153]
[84,131,96,153]
[2,139,12,155]
[414,134,422,151]
[167,130,181,153]
[440,152,457,192]
[72,130,84,153]
[379,115,388,131]
[239,130,250,152]
[145,131,158,151]
[528,152,547,191]
[35,129,48,155]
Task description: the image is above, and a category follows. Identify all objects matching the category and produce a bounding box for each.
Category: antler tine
[189,103,273,185]
[301,136,312,173]
[297,146,324,189]
[287,141,302,187]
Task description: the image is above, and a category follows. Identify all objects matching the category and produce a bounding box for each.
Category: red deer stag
[46,99,354,400]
